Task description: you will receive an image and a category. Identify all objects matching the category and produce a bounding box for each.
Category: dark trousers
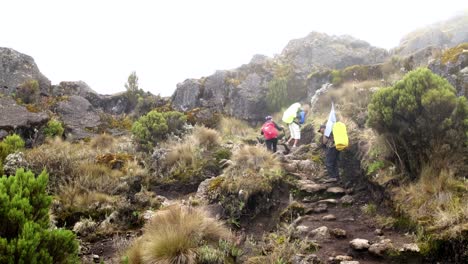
[265,138,278,153]
[325,147,340,179]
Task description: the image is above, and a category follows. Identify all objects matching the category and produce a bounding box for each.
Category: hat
[265,115,273,121]
[317,124,326,132]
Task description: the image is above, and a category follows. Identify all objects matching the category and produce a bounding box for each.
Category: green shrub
[43,119,64,138]
[367,160,385,175]
[0,169,79,263]
[132,111,168,151]
[132,110,186,151]
[0,134,25,161]
[367,68,468,178]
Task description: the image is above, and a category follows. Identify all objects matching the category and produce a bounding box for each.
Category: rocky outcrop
[56,95,101,139]
[281,32,388,73]
[395,14,468,56]
[173,56,275,122]
[172,32,387,122]
[0,97,49,134]
[429,43,468,96]
[0,47,51,95]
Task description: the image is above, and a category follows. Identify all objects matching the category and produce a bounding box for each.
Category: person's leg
[325,147,335,178]
[334,150,340,180]
[265,139,273,152]
[272,138,278,152]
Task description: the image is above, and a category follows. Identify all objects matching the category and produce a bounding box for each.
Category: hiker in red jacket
[261,116,283,153]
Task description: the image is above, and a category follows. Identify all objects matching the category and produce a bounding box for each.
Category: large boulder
[173,55,274,122]
[429,43,468,97]
[56,95,101,139]
[0,97,49,136]
[281,32,388,73]
[0,47,51,95]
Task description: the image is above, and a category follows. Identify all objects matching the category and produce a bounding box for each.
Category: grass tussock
[191,126,221,149]
[394,165,468,238]
[313,80,381,125]
[218,117,255,140]
[90,133,116,149]
[24,136,143,220]
[221,145,282,196]
[122,204,231,264]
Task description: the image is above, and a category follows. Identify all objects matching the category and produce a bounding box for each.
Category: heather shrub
[132,110,187,151]
[367,68,468,178]
[43,119,64,138]
[0,169,79,263]
[0,134,25,161]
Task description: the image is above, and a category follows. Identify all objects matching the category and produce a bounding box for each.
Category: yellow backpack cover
[332,122,348,151]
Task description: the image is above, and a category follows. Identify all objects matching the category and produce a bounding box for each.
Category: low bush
[0,169,79,263]
[43,119,64,138]
[368,68,468,178]
[132,110,187,151]
[122,204,232,264]
[0,134,25,161]
[90,133,116,149]
[191,126,221,150]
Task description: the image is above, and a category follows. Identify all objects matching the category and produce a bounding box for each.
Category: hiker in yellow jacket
[318,124,340,181]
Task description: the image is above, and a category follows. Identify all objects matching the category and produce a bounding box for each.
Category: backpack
[261,122,279,140]
[332,122,349,151]
[297,110,306,124]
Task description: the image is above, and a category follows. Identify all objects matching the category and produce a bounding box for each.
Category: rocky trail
[79,144,421,264]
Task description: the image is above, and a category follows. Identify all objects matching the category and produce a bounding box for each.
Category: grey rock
[0,97,49,132]
[56,95,101,140]
[0,47,51,95]
[322,214,336,221]
[296,225,309,234]
[340,261,360,264]
[399,243,420,253]
[429,48,468,96]
[349,238,370,250]
[306,203,328,214]
[308,226,330,241]
[327,187,346,195]
[317,199,338,205]
[0,130,8,140]
[395,14,468,56]
[330,228,347,238]
[282,32,388,74]
[340,195,355,205]
[369,239,394,257]
[374,229,384,236]
[297,180,327,193]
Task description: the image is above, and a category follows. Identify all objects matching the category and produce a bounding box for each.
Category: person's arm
[322,135,329,145]
[274,122,283,131]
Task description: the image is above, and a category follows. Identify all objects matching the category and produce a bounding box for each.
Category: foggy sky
[1,0,467,96]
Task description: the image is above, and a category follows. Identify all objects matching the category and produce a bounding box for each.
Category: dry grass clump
[191,126,221,149]
[165,140,198,169]
[24,137,144,222]
[90,133,116,149]
[313,80,381,121]
[222,145,282,196]
[245,229,318,264]
[218,117,255,139]
[122,204,231,264]
[394,165,468,238]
